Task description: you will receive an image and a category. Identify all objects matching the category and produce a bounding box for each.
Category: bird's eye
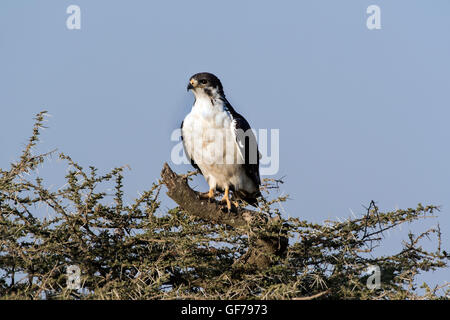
[200,79,208,84]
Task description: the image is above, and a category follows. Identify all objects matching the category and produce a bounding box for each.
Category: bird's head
[187,72,225,99]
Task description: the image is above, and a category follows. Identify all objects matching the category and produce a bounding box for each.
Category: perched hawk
[181,72,261,211]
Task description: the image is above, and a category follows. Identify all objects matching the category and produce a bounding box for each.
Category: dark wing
[224,99,261,188]
[180,121,201,172]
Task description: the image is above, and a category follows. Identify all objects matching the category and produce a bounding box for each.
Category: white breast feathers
[182,96,257,193]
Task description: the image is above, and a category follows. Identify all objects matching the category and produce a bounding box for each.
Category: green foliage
[0,112,448,300]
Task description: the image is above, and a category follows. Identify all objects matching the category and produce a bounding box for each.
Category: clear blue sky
[1,1,449,291]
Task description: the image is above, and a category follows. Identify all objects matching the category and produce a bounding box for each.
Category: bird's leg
[220,186,231,212]
[198,188,215,201]
[208,188,215,201]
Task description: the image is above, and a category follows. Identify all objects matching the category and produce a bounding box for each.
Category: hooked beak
[187,79,196,91]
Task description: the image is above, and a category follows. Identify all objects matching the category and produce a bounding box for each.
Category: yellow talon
[198,188,215,200]
[221,187,231,211]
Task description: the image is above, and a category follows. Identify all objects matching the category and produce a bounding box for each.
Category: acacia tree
[0,112,448,300]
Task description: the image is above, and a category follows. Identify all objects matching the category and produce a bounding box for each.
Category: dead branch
[160,162,288,270]
[293,289,331,300]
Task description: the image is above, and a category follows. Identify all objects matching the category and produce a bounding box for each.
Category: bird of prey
[181,72,261,211]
